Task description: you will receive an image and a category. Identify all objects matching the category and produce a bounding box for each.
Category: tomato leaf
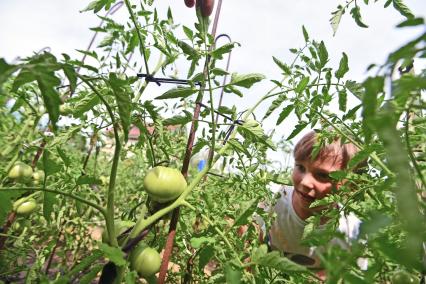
[225,262,242,284]
[229,73,265,88]
[276,104,294,125]
[272,57,291,75]
[155,87,198,100]
[350,6,369,28]
[233,198,259,227]
[211,42,240,60]
[263,94,287,120]
[0,191,20,225]
[338,89,347,112]
[286,121,308,141]
[227,138,252,158]
[109,73,132,142]
[99,243,127,266]
[163,111,193,126]
[317,41,329,69]
[198,245,215,271]
[392,0,414,19]
[335,52,349,79]
[190,236,215,249]
[295,76,310,93]
[330,5,345,36]
[253,251,309,273]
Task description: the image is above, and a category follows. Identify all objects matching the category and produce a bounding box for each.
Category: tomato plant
[0,0,424,283]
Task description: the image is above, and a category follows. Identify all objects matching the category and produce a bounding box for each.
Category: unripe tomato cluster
[13,198,38,216]
[8,162,45,185]
[143,166,187,203]
[8,162,33,183]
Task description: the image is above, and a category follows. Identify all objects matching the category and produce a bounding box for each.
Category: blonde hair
[293,131,364,171]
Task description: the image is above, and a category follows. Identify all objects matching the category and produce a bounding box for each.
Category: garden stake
[158,1,223,283]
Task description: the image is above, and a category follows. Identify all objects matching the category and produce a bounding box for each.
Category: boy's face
[292,155,343,217]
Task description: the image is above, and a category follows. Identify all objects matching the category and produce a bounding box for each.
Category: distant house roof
[105,124,182,140]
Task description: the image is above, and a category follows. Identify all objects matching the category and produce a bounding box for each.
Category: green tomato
[143,166,187,203]
[8,163,33,183]
[130,245,161,278]
[14,198,38,216]
[32,170,45,185]
[391,270,417,284]
[102,220,134,245]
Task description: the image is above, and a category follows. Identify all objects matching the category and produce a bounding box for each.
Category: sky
[1,0,425,167]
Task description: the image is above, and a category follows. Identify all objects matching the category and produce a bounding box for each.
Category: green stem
[124,0,150,75]
[78,75,121,247]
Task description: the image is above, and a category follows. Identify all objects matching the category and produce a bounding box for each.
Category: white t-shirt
[269,186,362,268]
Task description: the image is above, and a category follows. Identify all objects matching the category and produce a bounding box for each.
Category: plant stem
[78,75,121,247]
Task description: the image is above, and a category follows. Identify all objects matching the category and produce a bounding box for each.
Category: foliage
[0,1,425,283]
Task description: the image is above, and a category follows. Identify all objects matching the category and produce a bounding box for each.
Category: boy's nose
[300,173,315,189]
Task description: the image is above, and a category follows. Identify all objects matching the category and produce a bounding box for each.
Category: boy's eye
[316,172,330,181]
[295,164,305,172]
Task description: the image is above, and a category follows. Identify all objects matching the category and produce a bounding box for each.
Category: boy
[269,130,364,268]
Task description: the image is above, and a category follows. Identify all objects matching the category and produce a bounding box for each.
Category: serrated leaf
[198,245,215,271]
[182,25,194,40]
[62,64,77,91]
[295,77,310,93]
[318,41,329,68]
[350,6,369,28]
[225,263,242,284]
[80,264,103,284]
[190,236,215,249]
[302,25,309,42]
[330,5,345,36]
[335,52,349,79]
[227,138,252,158]
[76,175,102,185]
[178,41,198,59]
[224,85,243,97]
[254,251,308,273]
[272,56,291,75]
[392,0,414,19]
[163,111,192,126]
[57,147,71,167]
[43,150,62,176]
[99,243,126,266]
[251,245,268,263]
[211,42,239,60]
[50,126,82,147]
[238,120,276,150]
[263,94,286,120]
[345,80,364,100]
[287,122,308,141]
[348,147,371,169]
[233,199,258,227]
[62,250,103,280]
[0,59,17,92]
[230,73,265,88]
[0,191,20,225]
[396,17,423,27]
[109,73,132,142]
[72,92,100,117]
[155,87,197,100]
[338,89,347,112]
[276,104,294,125]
